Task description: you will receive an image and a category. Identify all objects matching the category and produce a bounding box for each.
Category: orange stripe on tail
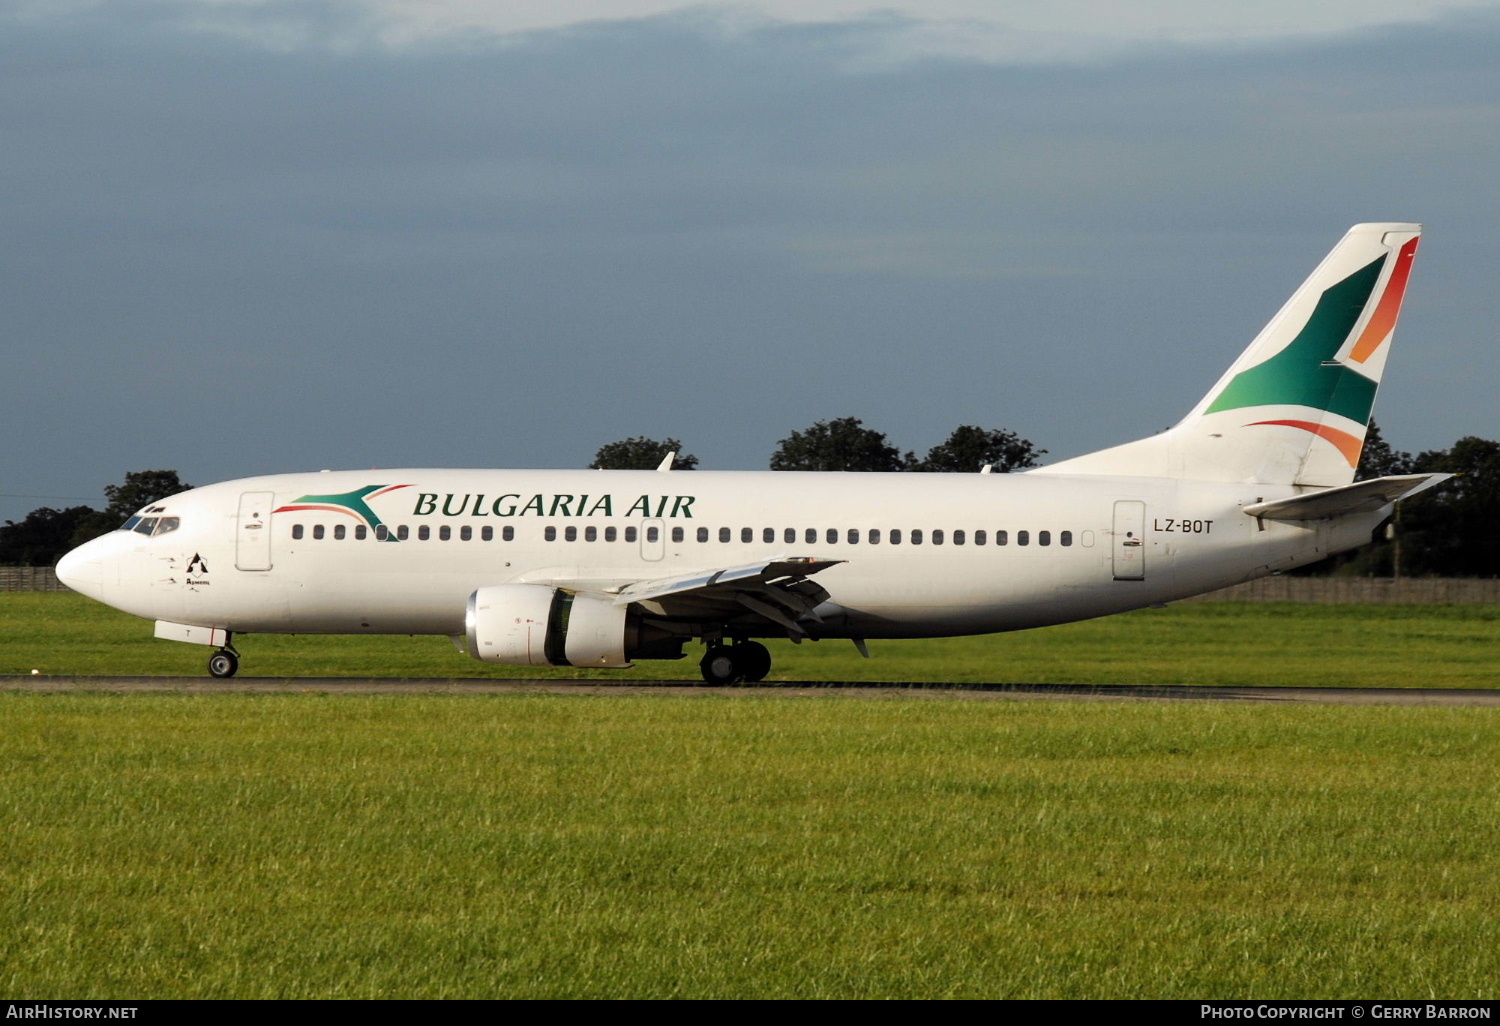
[1247,420,1365,467]
[1349,236,1419,363]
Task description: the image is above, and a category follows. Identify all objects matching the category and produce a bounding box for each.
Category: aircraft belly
[286,571,466,634]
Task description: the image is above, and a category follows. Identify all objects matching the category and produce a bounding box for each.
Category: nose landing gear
[699,640,772,686]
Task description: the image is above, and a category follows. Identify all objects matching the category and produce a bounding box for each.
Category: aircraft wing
[1241,473,1451,521]
[611,556,843,635]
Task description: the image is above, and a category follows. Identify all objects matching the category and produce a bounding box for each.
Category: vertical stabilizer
[1035,223,1421,486]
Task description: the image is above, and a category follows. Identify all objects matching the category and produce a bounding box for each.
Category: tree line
[590,419,1045,474]
[5,420,1498,577]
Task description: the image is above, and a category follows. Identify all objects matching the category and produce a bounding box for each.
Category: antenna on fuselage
[656,452,677,472]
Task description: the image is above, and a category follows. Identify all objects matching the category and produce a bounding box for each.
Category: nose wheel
[699,641,772,685]
[208,648,239,679]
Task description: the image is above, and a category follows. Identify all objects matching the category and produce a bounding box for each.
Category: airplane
[57,222,1449,684]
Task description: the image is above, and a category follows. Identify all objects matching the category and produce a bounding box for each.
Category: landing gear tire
[208,650,239,679]
[699,645,743,686]
[735,641,772,683]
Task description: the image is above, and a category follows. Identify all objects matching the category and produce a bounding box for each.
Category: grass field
[4,591,1500,687]
[1,693,1497,999]
[4,594,1499,998]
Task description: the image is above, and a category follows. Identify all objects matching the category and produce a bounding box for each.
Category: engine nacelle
[466,584,650,668]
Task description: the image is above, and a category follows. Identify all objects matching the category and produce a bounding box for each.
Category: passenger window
[1018,530,1029,546]
[375,525,389,541]
[460,526,471,541]
[911,529,923,545]
[647,526,660,542]
[606,526,617,542]
[544,526,557,542]
[1039,530,1051,546]
[953,530,965,546]
[933,529,944,545]
[763,527,775,544]
[418,525,430,541]
[975,530,986,546]
[292,524,304,540]
[396,525,409,541]
[826,528,838,544]
[503,526,515,541]
[868,529,880,545]
[565,526,578,542]
[440,526,452,541]
[481,526,493,541]
[334,524,346,540]
[313,525,325,540]
[1061,530,1072,546]
[890,529,902,545]
[586,526,598,542]
[625,527,637,543]
[672,527,684,543]
[741,527,753,543]
[697,527,709,543]
[996,530,1008,546]
[719,527,731,543]
[156,517,180,536]
[847,528,859,544]
[805,528,817,544]
[784,528,795,544]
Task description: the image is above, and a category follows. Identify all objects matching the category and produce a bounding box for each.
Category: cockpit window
[120,513,182,537]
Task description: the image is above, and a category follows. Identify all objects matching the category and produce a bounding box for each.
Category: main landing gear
[208,644,240,679]
[699,640,772,686]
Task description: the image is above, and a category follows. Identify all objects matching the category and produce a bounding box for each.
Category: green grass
[1,694,1497,998]
[4,591,1500,687]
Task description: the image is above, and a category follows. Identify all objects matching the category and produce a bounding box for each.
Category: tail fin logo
[1204,236,1419,426]
[273,484,412,539]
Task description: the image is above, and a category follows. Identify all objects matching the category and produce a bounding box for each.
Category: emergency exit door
[1112,500,1146,581]
[236,491,274,571]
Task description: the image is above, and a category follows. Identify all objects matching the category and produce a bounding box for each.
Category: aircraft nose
[55,539,106,600]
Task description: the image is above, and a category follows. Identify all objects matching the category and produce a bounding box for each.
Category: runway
[6,676,1500,704]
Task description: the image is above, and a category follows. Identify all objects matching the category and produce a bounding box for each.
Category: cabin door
[236,491,274,571]
[1112,500,1146,581]
[640,518,666,561]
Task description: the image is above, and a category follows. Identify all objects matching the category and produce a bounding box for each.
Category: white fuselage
[58,468,1378,642]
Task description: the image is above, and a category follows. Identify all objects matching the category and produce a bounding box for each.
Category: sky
[3,0,1498,523]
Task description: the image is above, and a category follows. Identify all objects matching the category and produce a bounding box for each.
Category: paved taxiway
[5,676,1500,704]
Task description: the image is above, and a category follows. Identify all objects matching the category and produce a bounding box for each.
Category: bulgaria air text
[412,493,697,518]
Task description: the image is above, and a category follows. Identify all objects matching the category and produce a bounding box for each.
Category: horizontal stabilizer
[1242,474,1450,521]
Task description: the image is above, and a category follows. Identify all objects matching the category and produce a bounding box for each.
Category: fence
[0,567,66,592]
[4,566,1498,603]
[1187,576,1500,604]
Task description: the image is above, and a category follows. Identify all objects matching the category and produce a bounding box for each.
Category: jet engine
[465,584,683,668]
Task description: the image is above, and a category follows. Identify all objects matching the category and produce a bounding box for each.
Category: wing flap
[1242,473,1450,521]
[614,557,843,606]
[608,556,843,634]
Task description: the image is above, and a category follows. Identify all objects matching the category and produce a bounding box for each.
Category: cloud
[2,1,1497,520]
